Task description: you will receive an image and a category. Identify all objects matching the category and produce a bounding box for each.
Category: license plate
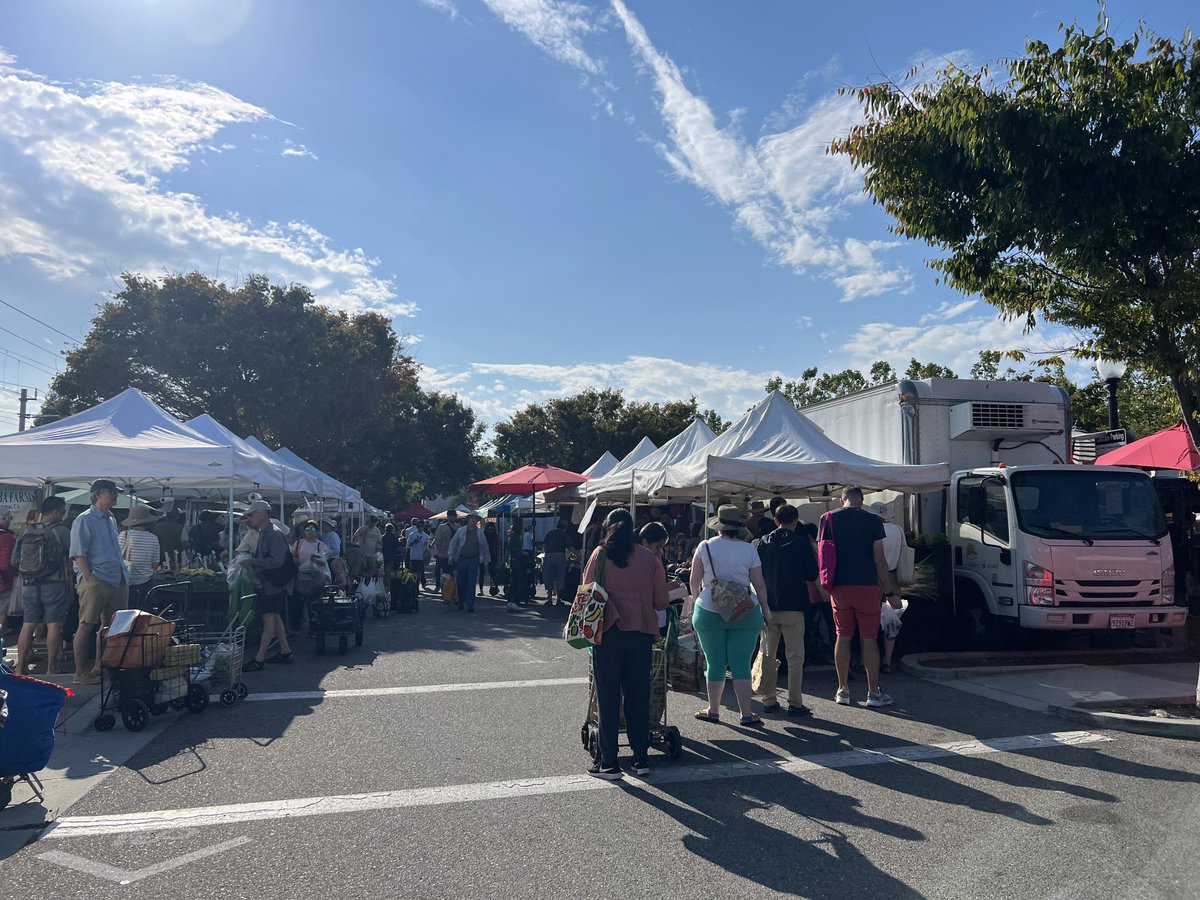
[1109,614,1135,629]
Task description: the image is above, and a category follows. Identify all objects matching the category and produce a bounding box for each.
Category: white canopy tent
[582,418,718,502]
[263,445,358,505]
[546,437,656,504]
[0,389,279,492]
[644,392,950,500]
[581,451,619,478]
[187,415,320,497]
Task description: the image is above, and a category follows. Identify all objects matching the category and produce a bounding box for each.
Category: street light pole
[1095,358,1127,432]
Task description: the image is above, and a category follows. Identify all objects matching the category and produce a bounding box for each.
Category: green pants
[692,604,764,682]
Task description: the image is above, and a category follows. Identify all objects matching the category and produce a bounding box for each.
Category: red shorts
[829,584,882,639]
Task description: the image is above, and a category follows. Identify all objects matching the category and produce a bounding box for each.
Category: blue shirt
[522,531,534,553]
[70,505,130,587]
[322,529,342,557]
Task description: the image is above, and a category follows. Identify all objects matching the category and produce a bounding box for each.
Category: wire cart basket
[580,644,683,764]
[183,619,249,709]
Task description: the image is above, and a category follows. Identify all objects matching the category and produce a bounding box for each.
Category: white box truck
[802,378,1187,644]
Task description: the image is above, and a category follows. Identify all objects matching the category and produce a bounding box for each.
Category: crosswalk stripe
[45,730,1110,838]
[231,676,589,703]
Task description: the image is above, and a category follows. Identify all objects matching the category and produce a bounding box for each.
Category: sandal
[241,659,265,672]
[266,653,293,664]
[694,710,721,723]
[739,715,765,727]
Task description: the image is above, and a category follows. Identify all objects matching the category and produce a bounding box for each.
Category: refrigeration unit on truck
[802,378,1187,638]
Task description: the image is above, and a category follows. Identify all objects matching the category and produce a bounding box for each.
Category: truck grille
[1054,578,1159,605]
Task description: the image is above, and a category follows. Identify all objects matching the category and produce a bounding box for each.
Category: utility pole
[18,388,36,431]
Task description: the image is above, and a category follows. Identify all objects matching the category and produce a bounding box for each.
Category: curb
[1049,699,1200,741]
[898,653,1082,681]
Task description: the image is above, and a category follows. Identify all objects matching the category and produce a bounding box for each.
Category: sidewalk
[902,650,1199,739]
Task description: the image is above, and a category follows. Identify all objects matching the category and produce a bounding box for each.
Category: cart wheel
[0,779,12,811]
[186,683,209,714]
[587,724,602,764]
[121,699,150,732]
[580,722,590,750]
[665,726,683,760]
[236,682,249,700]
[94,713,116,732]
[354,628,364,647]
[220,689,237,707]
[316,636,326,655]
[338,634,349,654]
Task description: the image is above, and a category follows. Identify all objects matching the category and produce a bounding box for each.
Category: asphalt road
[4,592,1199,900]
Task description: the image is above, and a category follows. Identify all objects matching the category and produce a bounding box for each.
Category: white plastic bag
[880,596,908,639]
[227,553,252,588]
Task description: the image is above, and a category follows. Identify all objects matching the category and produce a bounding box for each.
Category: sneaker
[631,759,649,776]
[865,690,893,708]
[835,688,851,705]
[761,702,782,714]
[787,704,812,718]
[587,763,623,780]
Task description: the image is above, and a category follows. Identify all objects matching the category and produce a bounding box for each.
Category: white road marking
[39,836,251,884]
[225,675,588,703]
[45,731,1109,839]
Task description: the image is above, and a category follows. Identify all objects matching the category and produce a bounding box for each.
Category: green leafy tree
[767,359,918,407]
[831,11,1200,443]
[41,272,483,508]
[491,390,724,473]
[903,358,957,380]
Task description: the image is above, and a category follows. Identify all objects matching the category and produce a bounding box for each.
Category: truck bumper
[1017,605,1189,630]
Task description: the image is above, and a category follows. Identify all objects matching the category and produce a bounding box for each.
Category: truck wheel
[953,585,1003,651]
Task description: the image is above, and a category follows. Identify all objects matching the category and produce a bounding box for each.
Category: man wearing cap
[239,500,293,669]
[404,519,429,589]
[432,509,459,592]
[320,518,342,560]
[69,479,131,685]
[448,511,490,612]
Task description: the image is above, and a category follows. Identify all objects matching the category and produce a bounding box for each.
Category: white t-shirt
[880,522,904,571]
[118,529,161,586]
[691,535,762,613]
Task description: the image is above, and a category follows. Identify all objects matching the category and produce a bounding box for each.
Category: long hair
[603,508,636,568]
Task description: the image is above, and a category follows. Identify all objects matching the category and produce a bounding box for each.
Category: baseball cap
[244,499,272,515]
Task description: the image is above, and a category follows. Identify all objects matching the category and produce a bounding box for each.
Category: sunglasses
[305,526,317,532]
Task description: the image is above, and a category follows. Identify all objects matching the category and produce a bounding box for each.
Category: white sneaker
[865,690,893,708]
[834,688,851,705]
[507,602,520,612]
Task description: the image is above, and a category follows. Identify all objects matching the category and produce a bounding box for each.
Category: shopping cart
[184,619,249,708]
[93,610,205,733]
[0,664,71,809]
[580,645,683,764]
[309,585,364,654]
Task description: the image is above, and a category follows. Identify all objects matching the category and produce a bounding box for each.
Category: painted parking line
[226,676,589,703]
[45,730,1110,839]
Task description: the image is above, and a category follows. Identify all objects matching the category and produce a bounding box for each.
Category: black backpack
[261,547,298,588]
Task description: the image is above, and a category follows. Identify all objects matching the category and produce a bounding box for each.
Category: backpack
[260,537,298,588]
[17,523,68,582]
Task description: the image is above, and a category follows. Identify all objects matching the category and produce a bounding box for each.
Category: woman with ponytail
[582,508,670,780]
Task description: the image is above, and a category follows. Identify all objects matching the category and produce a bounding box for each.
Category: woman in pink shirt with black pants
[582,508,669,780]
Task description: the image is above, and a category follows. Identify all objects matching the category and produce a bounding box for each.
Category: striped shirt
[117,529,162,586]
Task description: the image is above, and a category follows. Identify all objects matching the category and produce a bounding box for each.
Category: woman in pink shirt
[582,508,669,780]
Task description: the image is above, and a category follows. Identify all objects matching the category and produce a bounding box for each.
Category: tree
[41,272,483,508]
[765,359,955,408]
[831,11,1200,443]
[491,390,725,473]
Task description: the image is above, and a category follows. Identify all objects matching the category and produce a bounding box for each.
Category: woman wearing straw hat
[118,504,163,611]
[684,504,771,727]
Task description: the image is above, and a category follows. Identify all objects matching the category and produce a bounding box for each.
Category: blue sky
[0,0,1193,437]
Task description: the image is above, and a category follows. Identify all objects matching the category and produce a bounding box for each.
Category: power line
[0,347,58,378]
[0,298,81,345]
[0,322,66,361]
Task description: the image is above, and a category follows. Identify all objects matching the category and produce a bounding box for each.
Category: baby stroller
[0,663,72,809]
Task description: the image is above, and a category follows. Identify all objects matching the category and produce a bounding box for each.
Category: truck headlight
[1024,561,1055,606]
[1160,565,1175,604]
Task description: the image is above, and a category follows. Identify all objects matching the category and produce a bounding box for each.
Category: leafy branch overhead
[830,9,1200,443]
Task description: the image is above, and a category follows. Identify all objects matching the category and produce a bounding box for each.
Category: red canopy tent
[470,463,588,495]
[395,501,435,520]
[1095,419,1200,470]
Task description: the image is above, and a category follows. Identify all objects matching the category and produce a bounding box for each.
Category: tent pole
[227,448,236,560]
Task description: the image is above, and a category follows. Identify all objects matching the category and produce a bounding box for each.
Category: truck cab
[950,464,1187,632]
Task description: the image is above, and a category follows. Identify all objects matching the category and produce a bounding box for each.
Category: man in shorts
[819,486,901,708]
[14,496,72,674]
[70,479,131,684]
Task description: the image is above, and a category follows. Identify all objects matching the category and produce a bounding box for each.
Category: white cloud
[417,0,459,19]
[610,0,910,301]
[919,298,978,324]
[481,0,603,74]
[281,139,318,161]
[0,52,403,318]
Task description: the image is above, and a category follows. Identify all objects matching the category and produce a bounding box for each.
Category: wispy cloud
[481,0,603,74]
[281,139,318,160]
[0,52,406,317]
[417,0,460,19]
[610,0,909,301]
[919,298,978,324]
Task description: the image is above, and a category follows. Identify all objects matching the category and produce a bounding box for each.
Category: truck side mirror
[966,486,986,527]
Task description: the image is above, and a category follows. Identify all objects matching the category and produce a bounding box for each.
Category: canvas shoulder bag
[817,511,838,591]
[564,548,608,649]
[704,542,754,624]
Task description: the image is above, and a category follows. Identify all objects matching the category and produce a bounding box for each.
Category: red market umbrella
[470,463,588,495]
[1095,419,1200,470]
[395,501,435,520]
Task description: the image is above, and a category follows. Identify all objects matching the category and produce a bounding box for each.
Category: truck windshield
[1011,470,1167,542]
